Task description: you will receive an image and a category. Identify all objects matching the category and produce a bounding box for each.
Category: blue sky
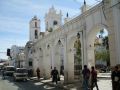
[0,0,100,59]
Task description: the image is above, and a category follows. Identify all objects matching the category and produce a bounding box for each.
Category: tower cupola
[45,6,62,32]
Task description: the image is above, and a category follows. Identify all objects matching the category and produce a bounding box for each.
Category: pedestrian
[36,67,40,80]
[91,66,99,90]
[82,65,90,90]
[51,67,59,84]
[111,65,120,90]
[28,69,32,79]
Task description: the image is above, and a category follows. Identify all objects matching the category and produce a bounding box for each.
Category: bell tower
[45,6,62,32]
[29,16,40,42]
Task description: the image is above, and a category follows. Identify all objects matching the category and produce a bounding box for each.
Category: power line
[0,52,6,53]
[95,0,102,2]
[110,1,120,8]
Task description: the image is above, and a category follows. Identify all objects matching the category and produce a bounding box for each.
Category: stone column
[51,43,55,69]
[104,0,120,66]
[63,36,74,83]
[39,49,44,77]
[67,48,75,83]
[43,46,51,79]
[63,35,68,84]
[111,0,120,65]
[82,26,87,67]
[87,45,95,68]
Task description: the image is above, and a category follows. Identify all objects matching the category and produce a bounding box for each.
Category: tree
[95,50,110,66]
[102,36,109,49]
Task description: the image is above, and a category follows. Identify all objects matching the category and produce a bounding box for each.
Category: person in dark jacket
[82,65,90,90]
[91,66,99,90]
[111,66,120,90]
[51,67,59,84]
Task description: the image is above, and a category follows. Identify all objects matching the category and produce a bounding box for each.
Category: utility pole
[0,52,6,53]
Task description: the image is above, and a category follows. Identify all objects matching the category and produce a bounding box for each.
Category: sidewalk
[97,72,111,79]
[30,73,111,90]
[30,76,82,90]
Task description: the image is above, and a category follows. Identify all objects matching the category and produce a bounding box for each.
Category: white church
[24,0,120,83]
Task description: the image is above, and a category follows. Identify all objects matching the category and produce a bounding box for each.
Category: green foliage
[102,36,109,49]
[95,50,110,62]
[74,38,81,63]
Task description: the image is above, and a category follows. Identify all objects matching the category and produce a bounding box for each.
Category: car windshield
[6,67,15,71]
[16,69,27,73]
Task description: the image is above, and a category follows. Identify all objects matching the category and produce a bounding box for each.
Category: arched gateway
[26,0,120,83]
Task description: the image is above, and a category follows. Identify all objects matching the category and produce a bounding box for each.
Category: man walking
[91,66,99,90]
[82,65,90,90]
[51,67,59,84]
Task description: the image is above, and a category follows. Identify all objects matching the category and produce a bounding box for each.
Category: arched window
[35,30,38,39]
[74,38,82,80]
[35,22,37,27]
[29,61,33,66]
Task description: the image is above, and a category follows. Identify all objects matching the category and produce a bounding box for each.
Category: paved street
[93,78,112,90]
[95,73,112,90]
[0,75,62,90]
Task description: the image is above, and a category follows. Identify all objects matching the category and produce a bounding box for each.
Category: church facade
[25,0,120,83]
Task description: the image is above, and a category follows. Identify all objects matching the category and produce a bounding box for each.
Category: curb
[97,76,111,79]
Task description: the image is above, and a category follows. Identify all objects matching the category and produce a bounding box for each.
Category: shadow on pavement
[0,75,62,90]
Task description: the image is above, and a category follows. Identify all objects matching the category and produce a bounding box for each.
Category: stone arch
[74,37,82,79]
[67,34,82,81]
[86,23,110,68]
[54,39,64,74]
[54,38,65,47]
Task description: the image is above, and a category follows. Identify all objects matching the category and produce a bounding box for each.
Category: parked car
[4,66,15,76]
[13,68,28,81]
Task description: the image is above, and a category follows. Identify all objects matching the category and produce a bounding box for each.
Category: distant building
[10,45,25,68]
